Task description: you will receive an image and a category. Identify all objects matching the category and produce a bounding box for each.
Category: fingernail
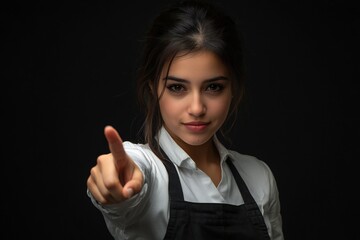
[127,188,134,198]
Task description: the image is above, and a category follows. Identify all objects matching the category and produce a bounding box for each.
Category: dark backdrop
[4,0,359,239]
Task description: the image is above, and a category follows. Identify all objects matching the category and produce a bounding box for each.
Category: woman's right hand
[87,125,144,204]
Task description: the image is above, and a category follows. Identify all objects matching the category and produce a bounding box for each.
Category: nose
[188,92,206,117]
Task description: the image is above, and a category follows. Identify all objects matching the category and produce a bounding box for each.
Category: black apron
[160,148,271,240]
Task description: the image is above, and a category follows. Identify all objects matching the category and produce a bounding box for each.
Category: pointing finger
[104,125,127,169]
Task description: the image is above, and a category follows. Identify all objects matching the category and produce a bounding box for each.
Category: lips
[183,121,210,132]
[184,121,209,126]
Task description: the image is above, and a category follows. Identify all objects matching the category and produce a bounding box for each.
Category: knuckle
[96,155,105,165]
[90,167,97,176]
[103,176,120,190]
[96,153,112,165]
[86,176,93,188]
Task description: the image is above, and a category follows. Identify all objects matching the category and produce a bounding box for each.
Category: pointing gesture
[87,126,144,204]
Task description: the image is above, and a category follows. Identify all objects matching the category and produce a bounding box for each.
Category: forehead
[162,50,229,80]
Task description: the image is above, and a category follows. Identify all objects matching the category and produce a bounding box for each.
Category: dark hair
[136,0,244,157]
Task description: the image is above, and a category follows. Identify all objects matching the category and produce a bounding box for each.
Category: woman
[86,0,284,239]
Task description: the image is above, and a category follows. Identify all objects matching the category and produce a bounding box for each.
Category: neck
[175,135,222,186]
[172,135,220,166]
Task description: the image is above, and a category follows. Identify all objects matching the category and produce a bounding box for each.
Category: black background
[4,0,359,239]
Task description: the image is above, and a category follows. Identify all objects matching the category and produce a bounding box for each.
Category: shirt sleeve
[86,142,153,238]
[87,183,149,238]
[260,161,284,240]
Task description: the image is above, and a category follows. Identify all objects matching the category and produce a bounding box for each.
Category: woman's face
[158,50,232,148]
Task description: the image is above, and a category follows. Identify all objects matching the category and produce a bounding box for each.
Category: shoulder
[122,141,154,159]
[229,150,272,175]
[122,141,159,170]
[227,150,277,194]
[122,141,167,175]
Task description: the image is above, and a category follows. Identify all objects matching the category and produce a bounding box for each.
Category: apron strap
[159,147,184,201]
[226,158,257,204]
[226,158,271,240]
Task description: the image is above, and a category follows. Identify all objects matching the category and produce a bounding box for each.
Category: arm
[262,162,284,240]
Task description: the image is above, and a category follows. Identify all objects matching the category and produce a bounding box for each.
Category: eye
[166,84,186,94]
[205,83,224,92]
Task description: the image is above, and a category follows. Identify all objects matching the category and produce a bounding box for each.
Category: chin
[182,135,213,146]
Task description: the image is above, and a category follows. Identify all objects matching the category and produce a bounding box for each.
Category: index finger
[104,125,127,168]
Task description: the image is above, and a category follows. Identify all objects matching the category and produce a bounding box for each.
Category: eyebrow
[163,75,229,83]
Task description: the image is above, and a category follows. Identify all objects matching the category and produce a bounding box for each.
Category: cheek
[210,96,232,116]
[159,97,178,120]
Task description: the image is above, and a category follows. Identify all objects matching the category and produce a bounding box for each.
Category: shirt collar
[157,126,232,169]
[213,133,233,164]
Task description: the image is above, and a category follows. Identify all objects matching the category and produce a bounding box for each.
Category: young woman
[86,0,284,239]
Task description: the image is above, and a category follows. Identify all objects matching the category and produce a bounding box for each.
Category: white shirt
[88,127,284,240]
